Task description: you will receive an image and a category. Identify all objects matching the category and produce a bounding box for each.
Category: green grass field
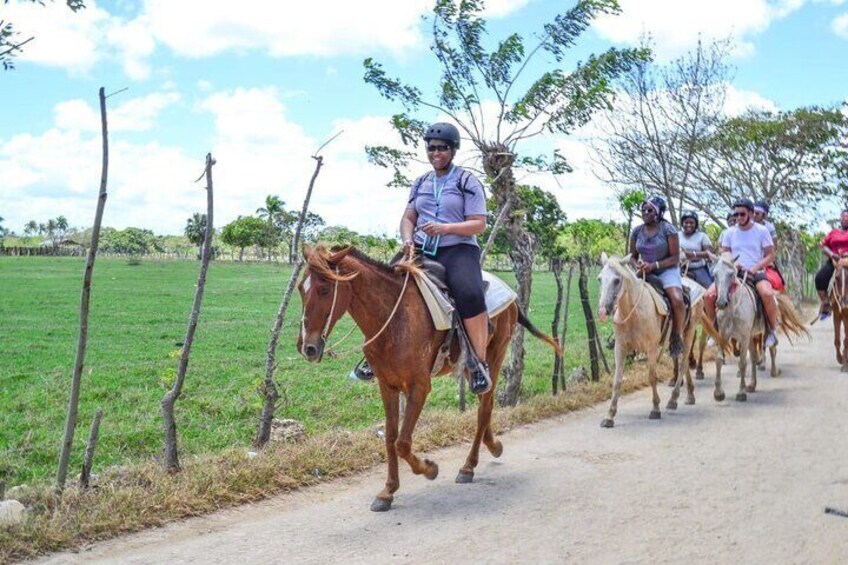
[0,256,605,486]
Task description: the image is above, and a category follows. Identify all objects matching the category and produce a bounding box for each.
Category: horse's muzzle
[301,339,325,363]
[716,296,728,309]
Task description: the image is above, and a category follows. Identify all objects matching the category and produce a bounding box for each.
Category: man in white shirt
[704,198,780,347]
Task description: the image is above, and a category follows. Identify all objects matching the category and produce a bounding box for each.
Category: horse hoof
[771,369,781,378]
[666,400,678,411]
[714,391,726,402]
[370,497,393,512]
[685,396,695,405]
[600,418,614,428]
[649,410,661,420]
[842,365,848,373]
[746,384,756,393]
[422,459,439,481]
[488,440,503,458]
[695,371,705,380]
[758,364,766,371]
[455,470,474,484]
[736,392,747,402]
[667,379,676,388]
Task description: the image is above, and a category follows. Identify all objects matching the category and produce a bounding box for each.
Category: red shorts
[765,266,784,292]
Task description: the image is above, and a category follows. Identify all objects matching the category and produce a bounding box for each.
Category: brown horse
[297,245,560,511]
[830,258,848,372]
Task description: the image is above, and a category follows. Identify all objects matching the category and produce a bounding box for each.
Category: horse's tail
[518,308,562,357]
[776,294,810,344]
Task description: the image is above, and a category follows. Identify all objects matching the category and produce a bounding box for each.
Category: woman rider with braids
[629,196,685,358]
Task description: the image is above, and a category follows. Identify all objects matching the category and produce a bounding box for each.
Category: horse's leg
[683,319,697,405]
[769,342,779,377]
[748,339,759,392]
[834,309,842,365]
[601,340,626,428]
[696,328,707,380]
[648,349,661,420]
[395,380,439,481]
[756,334,766,371]
[714,337,726,402]
[841,314,848,373]
[480,353,508,458]
[371,382,401,512]
[457,389,495,484]
[736,338,749,402]
[667,355,681,410]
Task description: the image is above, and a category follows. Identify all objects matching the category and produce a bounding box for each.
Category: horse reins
[322,269,411,358]
[616,270,647,325]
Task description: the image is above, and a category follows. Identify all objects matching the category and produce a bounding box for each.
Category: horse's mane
[306,244,422,281]
[604,254,638,282]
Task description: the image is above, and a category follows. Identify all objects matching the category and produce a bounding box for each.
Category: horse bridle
[304,266,411,358]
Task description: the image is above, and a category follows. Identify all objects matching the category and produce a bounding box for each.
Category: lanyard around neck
[432,165,456,213]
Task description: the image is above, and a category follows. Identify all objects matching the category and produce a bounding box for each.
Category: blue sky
[1,0,847,237]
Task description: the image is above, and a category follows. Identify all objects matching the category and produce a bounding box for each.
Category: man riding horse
[704,198,780,348]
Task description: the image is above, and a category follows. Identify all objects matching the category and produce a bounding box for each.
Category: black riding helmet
[680,209,699,229]
[424,122,460,149]
[642,195,667,218]
[733,197,755,211]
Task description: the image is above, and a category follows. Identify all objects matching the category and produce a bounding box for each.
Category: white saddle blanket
[413,271,518,331]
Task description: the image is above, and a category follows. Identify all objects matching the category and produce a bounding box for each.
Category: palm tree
[184,213,207,257]
[256,195,286,261]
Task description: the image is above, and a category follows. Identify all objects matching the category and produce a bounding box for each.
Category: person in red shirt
[815,210,848,320]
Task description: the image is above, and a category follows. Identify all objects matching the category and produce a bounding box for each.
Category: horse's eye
[318,286,330,297]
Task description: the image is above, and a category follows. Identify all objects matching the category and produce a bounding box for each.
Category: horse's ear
[620,254,632,265]
[600,251,608,264]
[328,245,354,264]
[302,243,314,261]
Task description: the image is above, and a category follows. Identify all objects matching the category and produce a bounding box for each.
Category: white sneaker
[707,337,716,347]
[764,331,778,348]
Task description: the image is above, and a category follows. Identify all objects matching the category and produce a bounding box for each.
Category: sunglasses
[733,212,749,217]
[426,144,452,153]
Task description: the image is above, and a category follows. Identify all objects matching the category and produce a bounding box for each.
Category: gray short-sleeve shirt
[631,220,678,273]
[406,166,487,248]
[679,231,712,268]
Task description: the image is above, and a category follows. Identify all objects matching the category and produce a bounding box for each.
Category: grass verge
[0,362,663,564]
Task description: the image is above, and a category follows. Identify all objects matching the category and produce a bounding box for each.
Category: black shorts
[433,244,487,319]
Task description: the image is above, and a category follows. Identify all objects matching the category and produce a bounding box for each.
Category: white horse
[597,253,701,427]
[711,253,763,402]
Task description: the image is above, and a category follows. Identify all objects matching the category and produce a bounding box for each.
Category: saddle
[390,252,517,376]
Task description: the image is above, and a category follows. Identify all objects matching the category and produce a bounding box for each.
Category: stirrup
[468,361,492,395]
[349,357,375,382]
[819,302,832,320]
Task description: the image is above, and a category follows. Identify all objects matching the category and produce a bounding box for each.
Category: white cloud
[5,0,110,73]
[593,0,807,59]
[139,0,432,59]
[833,12,848,37]
[723,85,778,115]
[52,91,182,133]
[483,0,532,18]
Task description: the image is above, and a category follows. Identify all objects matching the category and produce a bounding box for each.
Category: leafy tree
[560,218,625,261]
[257,195,291,260]
[23,219,38,236]
[103,227,161,256]
[220,216,270,261]
[0,215,7,244]
[39,215,70,251]
[184,213,207,255]
[616,188,646,253]
[2,0,85,71]
[592,38,731,224]
[364,0,648,406]
[691,106,847,224]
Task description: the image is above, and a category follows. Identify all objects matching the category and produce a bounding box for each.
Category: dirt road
[40,319,848,564]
